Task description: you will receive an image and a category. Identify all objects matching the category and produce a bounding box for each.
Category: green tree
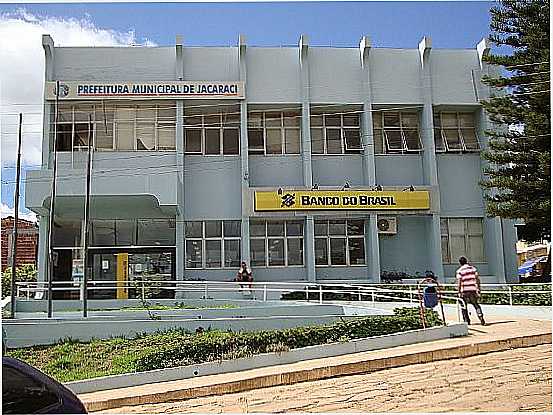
[2,265,38,298]
[481,0,550,241]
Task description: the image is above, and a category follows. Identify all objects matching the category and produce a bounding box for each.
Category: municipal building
[25,34,519,299]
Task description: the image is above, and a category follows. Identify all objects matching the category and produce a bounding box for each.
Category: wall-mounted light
[403,185,415,192]
[375,185,383,191]
[277,187,283,195]
[312,183,319,190]
[342,181,350,190]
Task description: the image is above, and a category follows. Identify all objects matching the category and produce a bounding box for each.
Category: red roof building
[1,217,39,271]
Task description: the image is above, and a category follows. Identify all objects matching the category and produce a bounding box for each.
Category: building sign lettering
[45,81,245,100]
[254,190,430,211]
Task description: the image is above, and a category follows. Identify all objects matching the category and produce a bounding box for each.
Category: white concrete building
[25,34,518,299]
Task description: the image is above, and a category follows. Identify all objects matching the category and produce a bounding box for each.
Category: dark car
[2,357,87,414]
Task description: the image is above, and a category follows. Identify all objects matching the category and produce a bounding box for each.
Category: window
[315,219,365,266]
[94,104,115,150]
[249,220,304,266]
[55,104,92,152]
[433,112,480,152]
[185,220,241,268]
[137,219,176,246]
[91,219,175,247]
[53,219,81,248]
[185,107,240,155]
[247,110,301,155]
[2,366,60,414]
[372,111,422,154]
[54,103,176,152]
[310,112,362,155]
[440,218,484,263]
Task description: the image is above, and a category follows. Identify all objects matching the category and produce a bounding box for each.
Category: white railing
[11,278,550,324]
[14,280,551,303]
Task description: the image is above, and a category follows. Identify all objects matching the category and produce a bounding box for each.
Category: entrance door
[89,249,175,299]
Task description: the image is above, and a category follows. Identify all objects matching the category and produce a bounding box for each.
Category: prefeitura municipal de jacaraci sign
[44,81,245,100]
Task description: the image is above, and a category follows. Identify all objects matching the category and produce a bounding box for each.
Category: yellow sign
[116,253,129,300]
[254,190,430,211]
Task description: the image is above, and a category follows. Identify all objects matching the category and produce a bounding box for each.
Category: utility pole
[47,81,60,318]
[83,114,93,317]
[10,113,23,318]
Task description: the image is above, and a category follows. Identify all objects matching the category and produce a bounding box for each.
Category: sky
[0,1,494,221]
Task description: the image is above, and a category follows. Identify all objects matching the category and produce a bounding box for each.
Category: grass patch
[6,307,441,383]
[120,302,238,311]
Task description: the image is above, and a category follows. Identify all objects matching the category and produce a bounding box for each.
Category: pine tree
[481,0,550,242]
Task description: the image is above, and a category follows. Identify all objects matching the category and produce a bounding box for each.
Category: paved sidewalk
[100,344,552,413]
[81,317,552,412]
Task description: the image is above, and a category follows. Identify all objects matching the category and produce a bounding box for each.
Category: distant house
[1,217,39,271]
[516,241,550,266]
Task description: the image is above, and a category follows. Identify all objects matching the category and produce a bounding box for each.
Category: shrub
[133,307,441,372]
[2,265,37,299]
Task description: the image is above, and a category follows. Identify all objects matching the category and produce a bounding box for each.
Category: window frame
[249,220,304,267]
[184,220,241,269]
[314,219,366,267]
[433,112,480,153]
[185,112,240,156]
[373,111,423,155]
[247,111,301,156]
[440,217,485,264]
[310,112,362,155]
[55,103,177,153]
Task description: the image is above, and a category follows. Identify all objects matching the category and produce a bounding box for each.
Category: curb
[82,332,551,412]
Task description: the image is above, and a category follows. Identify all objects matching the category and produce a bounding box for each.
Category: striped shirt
[456,264,479,293]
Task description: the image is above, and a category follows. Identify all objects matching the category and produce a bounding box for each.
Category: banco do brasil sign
[45,81,245,100]
[255,190,430,211]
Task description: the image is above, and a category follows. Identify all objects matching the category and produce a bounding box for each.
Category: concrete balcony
[25,152,179,218]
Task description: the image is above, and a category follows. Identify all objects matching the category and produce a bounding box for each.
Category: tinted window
[2,366,59,414]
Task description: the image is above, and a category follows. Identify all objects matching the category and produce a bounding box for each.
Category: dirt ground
[99,344,552,413]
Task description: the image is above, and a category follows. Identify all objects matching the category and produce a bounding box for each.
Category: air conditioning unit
[377,216,397,235]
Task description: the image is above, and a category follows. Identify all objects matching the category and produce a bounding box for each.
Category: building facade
[25,34,518,297]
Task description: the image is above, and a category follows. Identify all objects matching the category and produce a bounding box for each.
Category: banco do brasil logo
[280,193,296,208]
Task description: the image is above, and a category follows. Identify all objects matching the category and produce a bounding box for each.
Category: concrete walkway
[81,317,552,412]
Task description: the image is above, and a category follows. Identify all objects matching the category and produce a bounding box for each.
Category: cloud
[0,9,156,169]
[1,202,37,222]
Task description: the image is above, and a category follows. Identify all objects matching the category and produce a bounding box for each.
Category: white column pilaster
[419,36,444,279]
[238,35,251,265]
[360,36,380,282]
[299,34,316,283]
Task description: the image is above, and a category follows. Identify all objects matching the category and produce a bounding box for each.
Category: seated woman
[234,261,253,290]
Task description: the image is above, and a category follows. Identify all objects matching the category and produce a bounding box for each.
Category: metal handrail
[11,283,468,324]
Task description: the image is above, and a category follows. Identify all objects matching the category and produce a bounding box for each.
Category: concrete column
[238,35,251,265]
[477,80,507,284]
[299,34,316,282]
[418,36,444,279]
[37,215,49,285]
[305,216,316,282]
[175,36,185,283]
[299,34,313,188]
[359,36,380,282]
